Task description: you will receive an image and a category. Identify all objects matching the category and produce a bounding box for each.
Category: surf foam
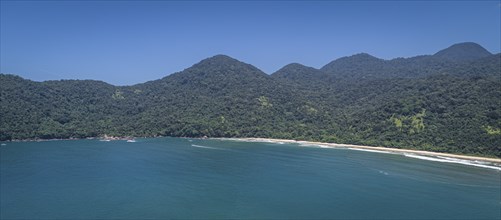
[404,154,501,171]
[349,148,395,154]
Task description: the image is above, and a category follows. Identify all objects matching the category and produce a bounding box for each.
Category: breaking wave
[404,154,501,171]
[348,148,395,154]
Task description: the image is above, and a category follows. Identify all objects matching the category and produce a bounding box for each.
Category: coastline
[217,137,501,167]
[4,135,141,142]
[3,136,500,168]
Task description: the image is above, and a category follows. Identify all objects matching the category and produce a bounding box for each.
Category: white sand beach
[217,137,501,170]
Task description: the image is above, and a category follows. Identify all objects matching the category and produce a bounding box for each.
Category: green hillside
[1,43,500,157]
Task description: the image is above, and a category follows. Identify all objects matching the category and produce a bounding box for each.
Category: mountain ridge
[3,42,495,85]
[433,42,492,61]
[1,42,500,157]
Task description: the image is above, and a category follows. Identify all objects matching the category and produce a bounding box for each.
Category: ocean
[1,137,499,219]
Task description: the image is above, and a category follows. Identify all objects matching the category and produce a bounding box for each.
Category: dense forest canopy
[1,42,500,157]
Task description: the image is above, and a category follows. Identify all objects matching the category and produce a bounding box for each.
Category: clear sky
[1,1,500,85]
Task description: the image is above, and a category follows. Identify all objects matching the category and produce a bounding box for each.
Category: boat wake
[191,144,221,150]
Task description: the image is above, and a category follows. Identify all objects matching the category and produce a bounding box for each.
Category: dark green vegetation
[1,42,500,157]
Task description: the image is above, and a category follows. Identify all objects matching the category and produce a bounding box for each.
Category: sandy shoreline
[217,137,501,166]
[4,136,500,167]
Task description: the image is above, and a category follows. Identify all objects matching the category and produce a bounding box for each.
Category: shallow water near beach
[1,137,500,219]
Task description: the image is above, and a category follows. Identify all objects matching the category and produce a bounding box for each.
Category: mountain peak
[169,54,267,82]
[328,53,382,64]
[197,54,241,65]
[350,53,381,60]
[189,54,263,73]
[281,63,311,70]
[272,63,322,80]
[274,62,319,74]
[433,42,492,61]
[320,53,383,73]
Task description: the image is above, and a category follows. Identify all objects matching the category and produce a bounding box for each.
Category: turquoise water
[1,138,499,219]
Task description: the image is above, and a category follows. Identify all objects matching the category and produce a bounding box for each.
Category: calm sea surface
[1,138,499,219]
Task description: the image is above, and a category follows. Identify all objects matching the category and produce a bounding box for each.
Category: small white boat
[127,139,136,143]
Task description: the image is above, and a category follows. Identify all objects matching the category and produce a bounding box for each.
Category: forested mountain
[433,42,492,61]
[1,42,500,157]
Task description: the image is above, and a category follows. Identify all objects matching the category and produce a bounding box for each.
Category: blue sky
[1,1,500,85]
